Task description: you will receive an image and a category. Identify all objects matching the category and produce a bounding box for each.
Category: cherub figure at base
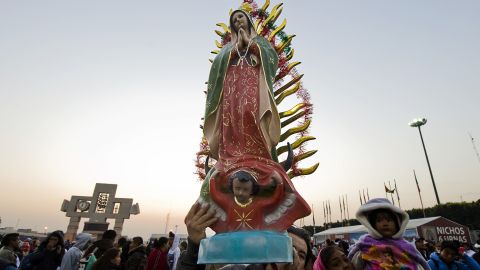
[198,154,309,233]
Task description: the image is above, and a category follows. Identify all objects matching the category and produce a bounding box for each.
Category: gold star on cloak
[234,208,254,230]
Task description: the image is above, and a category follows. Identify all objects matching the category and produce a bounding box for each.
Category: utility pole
[409,118,441,205]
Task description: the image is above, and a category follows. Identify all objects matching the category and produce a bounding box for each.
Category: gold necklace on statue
[234,197,253,208]
[235,39,253,68]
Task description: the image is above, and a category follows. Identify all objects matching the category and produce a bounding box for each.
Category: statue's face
[231,11,249,33]
[232,178,253,204]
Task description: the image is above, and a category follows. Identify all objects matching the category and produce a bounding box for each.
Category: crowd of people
[1,198,480,270]
[0,229,187,270]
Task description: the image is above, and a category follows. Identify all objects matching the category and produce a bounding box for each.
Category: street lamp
[409,118,441,205]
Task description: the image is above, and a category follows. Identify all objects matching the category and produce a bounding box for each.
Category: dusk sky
[1,0,479,239]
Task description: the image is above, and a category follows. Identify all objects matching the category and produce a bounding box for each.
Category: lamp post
[409,118,440,205]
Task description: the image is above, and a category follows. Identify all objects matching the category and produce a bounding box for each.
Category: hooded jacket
[428,252,480,270]
[355,197,409,240]
[60,233,92,270]
[28,231,65,270]
[348,198,429,270]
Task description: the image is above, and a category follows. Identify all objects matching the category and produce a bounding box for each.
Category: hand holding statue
[184,203,218,245]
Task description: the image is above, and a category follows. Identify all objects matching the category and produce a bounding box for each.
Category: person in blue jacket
[428,240,480,270]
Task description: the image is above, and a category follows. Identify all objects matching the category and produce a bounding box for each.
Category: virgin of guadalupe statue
[199,9,310,233]
[203,9,280,162]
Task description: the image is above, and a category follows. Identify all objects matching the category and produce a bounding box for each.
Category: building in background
[60,183,140,241]
[313,216,472,244]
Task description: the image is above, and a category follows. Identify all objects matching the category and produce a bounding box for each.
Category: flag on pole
[384,184,395,193]
[388,181,395,205]
[394,179,401,208]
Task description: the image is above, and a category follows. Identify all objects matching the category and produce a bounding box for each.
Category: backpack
[84,254,96,270]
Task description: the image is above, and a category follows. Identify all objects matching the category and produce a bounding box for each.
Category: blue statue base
[198,230,293,264]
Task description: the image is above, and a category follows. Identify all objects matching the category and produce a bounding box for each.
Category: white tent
[313,217,439,243]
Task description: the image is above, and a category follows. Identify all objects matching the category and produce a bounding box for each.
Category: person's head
[439,241,460,264]
[367,209,399,238]
[93,248,121,270]
[21,241,31,253]
[356,198,408,240]
[168,231,175,247]
[154,237,169,251]
[314,246,353,270]
[42,231,64,251]
[228,170,260,204]
[117,237,127,248]
[415,237,426,251]
[336,240,349,256]
[179,241,187,252]
[129,236,143,249]
[74,233,92,251]
[32,238,40,248]
[229,10,254,35]
[102,230,117,241]
[1,233,19,249]
[287,226,313,270]
[461,242,472,250]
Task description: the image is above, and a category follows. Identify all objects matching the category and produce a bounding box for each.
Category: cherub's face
[232,178,253,203]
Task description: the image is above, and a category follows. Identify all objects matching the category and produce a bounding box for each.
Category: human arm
[177,203,217,270]
[59,250,73,270]
[459,254,480,270]
[427,259,437,270]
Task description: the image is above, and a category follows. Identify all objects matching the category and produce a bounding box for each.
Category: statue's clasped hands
[237,28,252,51]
